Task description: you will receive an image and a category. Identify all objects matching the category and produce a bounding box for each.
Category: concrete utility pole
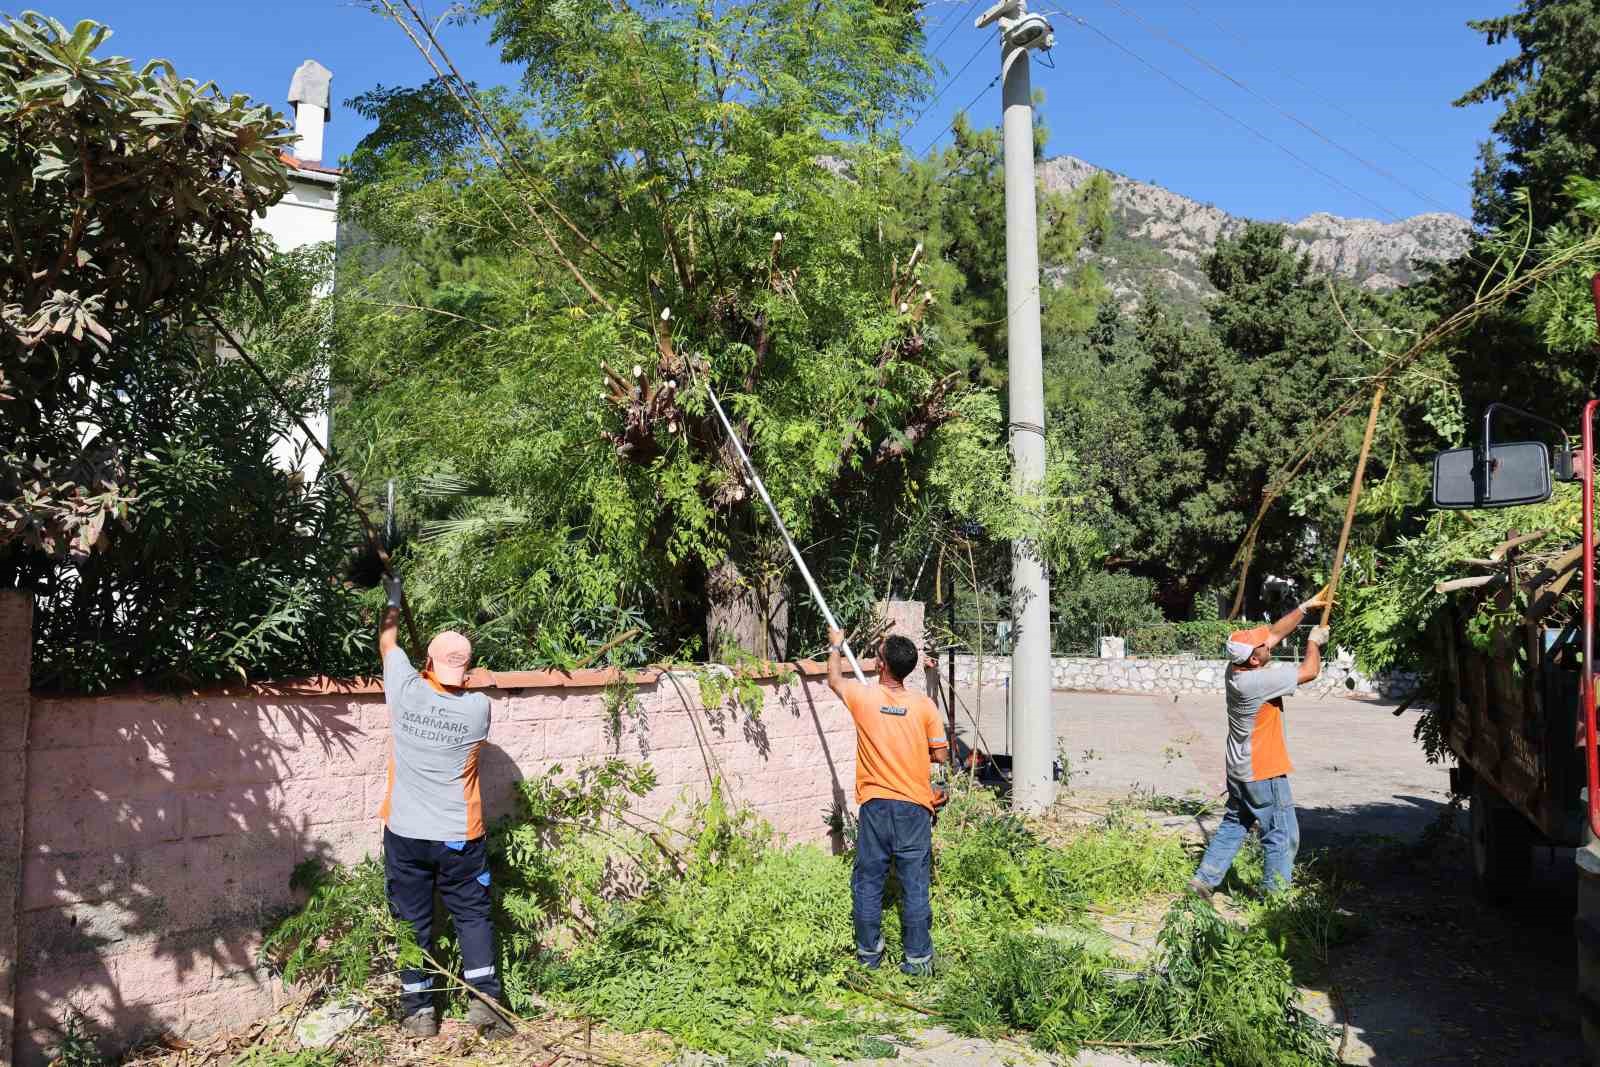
[976,0,1057,813]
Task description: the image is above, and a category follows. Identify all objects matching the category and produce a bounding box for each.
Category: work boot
[1186,877,1214,902]
[466,998,516,1042]
[400,1007,438,1038]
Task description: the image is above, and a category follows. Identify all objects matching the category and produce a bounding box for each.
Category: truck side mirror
[1432,441,1553,509]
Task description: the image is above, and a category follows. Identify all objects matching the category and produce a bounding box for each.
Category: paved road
[929,686,1583,1066]
[946,686,1452,845]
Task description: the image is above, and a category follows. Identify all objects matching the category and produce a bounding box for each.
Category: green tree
[1429,0,1600,422]
[0,13,291,561]
[1054,225,1448,616]
[888,113,1111,390]
[1,17,372,692]
[332,0,1096,665]
[1456,0,1600,232]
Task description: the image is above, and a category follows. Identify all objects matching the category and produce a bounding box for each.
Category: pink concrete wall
[1,591,32,1066]
[3,598,934,1063]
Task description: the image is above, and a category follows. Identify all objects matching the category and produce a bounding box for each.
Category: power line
[924,0,986,64]
[1175,0,1470,192]
[918,72,1001,157]
[1061,12,1405,222]
[1099,0,1460,216]
[909,29,998,131]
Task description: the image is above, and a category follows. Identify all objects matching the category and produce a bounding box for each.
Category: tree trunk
[705,555,789,661]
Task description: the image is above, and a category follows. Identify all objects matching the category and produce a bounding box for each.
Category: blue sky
[36,1,1515,223]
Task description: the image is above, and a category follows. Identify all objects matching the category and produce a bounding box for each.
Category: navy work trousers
[852,798,934,967]
[383,827,502,1016]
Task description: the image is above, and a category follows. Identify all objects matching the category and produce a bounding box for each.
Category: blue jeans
[1193,775,1300,892]
[384,828,502,1016]
[852,799,934,967]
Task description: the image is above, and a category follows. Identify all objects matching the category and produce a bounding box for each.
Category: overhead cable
[924,0,988,64]
[1061,12,1404,221]
[909,29,999,133]
[1175,0,1470,191]
[918,70,1002,157]
[1100,0,1460,216]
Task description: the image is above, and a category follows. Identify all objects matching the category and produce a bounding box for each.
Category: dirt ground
[951,685,1585,1067]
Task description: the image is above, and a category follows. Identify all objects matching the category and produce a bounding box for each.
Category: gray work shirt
[380,647,492,841]
[1224,661,1298,782]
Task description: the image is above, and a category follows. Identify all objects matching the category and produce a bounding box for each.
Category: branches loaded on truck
[1424,273,1600,1062]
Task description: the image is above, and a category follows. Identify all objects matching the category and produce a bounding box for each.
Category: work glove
[1308,625,1331,647]
[1299,584,1334,613]
[383,573,405,610]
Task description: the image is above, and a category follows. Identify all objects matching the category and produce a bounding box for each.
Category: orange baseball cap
[427,630,473,686]
[1225,626,1271,665]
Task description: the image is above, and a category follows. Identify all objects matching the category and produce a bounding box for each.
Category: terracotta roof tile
[278,150,342,176]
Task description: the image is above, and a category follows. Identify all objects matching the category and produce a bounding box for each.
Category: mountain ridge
[1039,155,1474,310]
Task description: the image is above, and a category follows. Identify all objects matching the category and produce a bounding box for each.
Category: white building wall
[257,171,338,486]
[254,59,339,486]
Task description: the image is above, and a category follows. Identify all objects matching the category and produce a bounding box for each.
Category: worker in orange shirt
[827,626,948,976]
[1189,591,1330,898]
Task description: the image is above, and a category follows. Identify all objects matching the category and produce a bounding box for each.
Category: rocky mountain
[1039,155,1473,313]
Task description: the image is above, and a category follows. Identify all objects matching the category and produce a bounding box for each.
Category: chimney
[287,59,332,162]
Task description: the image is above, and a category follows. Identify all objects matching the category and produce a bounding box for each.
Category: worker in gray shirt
[378,575,512,1040]
[1189,592,1330,898]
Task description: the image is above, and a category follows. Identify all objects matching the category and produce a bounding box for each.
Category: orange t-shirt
[1223,660,1297,782]
[842,682,948,811]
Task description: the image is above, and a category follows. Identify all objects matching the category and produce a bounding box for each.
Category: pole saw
[701,380,867,686]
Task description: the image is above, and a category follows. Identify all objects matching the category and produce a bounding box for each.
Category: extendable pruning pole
[703,383,867,685]
[1583,272,1600,841]
[204,312,425,659]
[1321,383,1387,627]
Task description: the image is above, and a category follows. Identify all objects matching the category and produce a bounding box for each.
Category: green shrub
[1126,619,1238,657]
[1052,570,1164,653]
[263,767,1334,1063]
[937,900,1336,1065]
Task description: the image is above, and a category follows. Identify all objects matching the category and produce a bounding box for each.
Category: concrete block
[28,744,175,806]
[313,820,382,868]
[111,947,215,1006]
[331,733,389,778]
[20,849,141,912]
[360,700,394,733]
[543,715,603,760]
[24,802,97,855]
[0,590,31,691]
[32,790,182,854]
[504,691,566,723]
[169,738,287,791]
[205,929,268,985]
[27,699,97,750]
[177,983,275,1040]
[184,834,305,924]
[183,784,281,839]
[98,792,186,849]
[490,721,545,763]
[92,698,185,749]
[360,773,390,819]
[18,901,148,967]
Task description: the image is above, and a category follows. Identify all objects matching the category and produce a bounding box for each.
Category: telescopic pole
[704,384,867,685]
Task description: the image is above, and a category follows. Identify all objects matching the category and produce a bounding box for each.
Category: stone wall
[947,652,1420,700]
[1,595,928,1064]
